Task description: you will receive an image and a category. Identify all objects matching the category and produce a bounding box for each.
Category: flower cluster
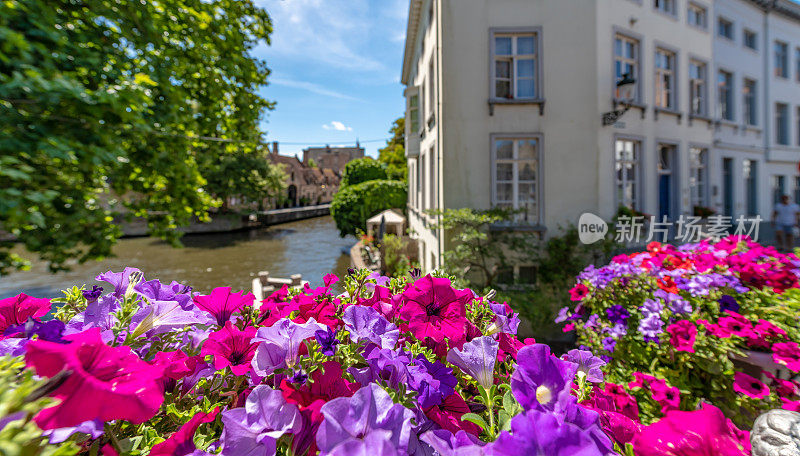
[559,236,800,427]
[0,266,758,456]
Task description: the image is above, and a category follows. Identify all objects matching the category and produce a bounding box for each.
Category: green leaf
[460,413,489,432]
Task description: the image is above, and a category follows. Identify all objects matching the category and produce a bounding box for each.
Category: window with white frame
[492,137,540,224]
[615,139,640,211]
[744,159,758,216]
[409,161,416,208]
[408,90,420,133]
[718,17,734,40]
[427,59,435,121]
[689,60,707,116]
[743,78,757,126]
[687,2,707,29]
[718,70,734,121]
[689,147,709,209]
[744,29,758,50]
[775,41,789,78]
[655,48,676,109]
[614,34,640,102]
[419,151,425,210]
[492,32,539,100]
[796,48,800,82]
[654,0,676,16]
[428,146,436,209]
[777,103,790,145]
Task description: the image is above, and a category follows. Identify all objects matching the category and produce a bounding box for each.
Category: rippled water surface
[0,216,354,299]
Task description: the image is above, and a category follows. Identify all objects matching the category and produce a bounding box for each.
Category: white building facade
[401,0,800,273]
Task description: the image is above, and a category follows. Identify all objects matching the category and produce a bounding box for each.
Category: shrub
[330,179,406,236]
[339,158,388,187]
[558,237,800,428]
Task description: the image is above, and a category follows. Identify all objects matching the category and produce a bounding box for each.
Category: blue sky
[253,0,409,158]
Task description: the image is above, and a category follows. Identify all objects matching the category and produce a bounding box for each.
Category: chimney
[272,141,279,156]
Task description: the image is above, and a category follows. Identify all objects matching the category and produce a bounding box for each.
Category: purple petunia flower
[638,313,664,342]
[407,355,457,409]
[362,345,413,388]
[718,294,740,314]
[134,279,193,310]
[606,305,630,325]
[129,300,207,338]
[315,327,340,356]
[584,314,600,329]
[63,295,119,343]
[96,267,142,298]
[220,385,302,456]
[81,286,103,303]
[420,429,485,456]
[342,305,399,349]
[601,336,617,353]
[554,307,570,323]
[510,344,577,412]
[605,323,628,339]
[562,349,606,383]
[446,336,498,390]
[5,318,65,343]
[251,318,328,376]
[43,419,105,444]
[639,299,663,317]
[316,383,416,456]
[288,369,308,385]
[488,302,520,335]
[487,409,607,456]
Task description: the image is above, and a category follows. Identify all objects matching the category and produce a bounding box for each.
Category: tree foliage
[330,180,407,237]
[377,118,407,182]
[339,158,388,187]
[203,150,286,211]
[0,0,281,273]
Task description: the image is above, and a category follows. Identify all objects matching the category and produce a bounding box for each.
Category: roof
[367,209,406,225]
[401,0,423,85]
[733,0,800,22]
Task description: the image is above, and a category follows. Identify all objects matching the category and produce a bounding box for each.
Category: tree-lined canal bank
[0,216,353,299]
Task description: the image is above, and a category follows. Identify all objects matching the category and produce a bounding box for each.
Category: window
[773,175,786,205]
[744,29,757,50]
[427,60,435,120]
[776,103,790,145]
[743,78,757,126]
[718,17,733,40]
[614,34,640,102]
[492,32,539,100]
[408,92,420,132]
[775,41,789,78]
[492,137,540,223]
[797,106,800,146]
[795,176,800,205]
[796,48,800,82]
[718,70,734,121]
[687,3,707,29]
[689,60,707,116]
[655,48,676,109]
[615,139,640,211]
[655,0,676,16]
[428,146,436,209]
[744,160,758,216]
[409,161,417,208]
[419,152,425,210]
[689,147,709,209]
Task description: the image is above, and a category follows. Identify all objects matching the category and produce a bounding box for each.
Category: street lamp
[602,73,636,126]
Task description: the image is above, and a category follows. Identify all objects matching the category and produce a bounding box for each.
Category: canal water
[0,216,355,299]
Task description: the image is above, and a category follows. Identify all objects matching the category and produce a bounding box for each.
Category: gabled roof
[401,0,423,86]
[367,209,406,225]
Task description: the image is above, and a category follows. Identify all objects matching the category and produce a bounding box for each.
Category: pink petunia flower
[25,328,165,429]
[747,319,788,349]
[149,407,220,456]
[763,371,799,398]
[201,322,259,376]
[698,319,732,338]
[781,398,800,412]
[628,372,658,390]
[397,275,472,346]
[632,404,750,456]
[650,380,680,414]
[193,287,255,326]
[733,372,770,399]
[717,312,756,339]
[0,293,51,337]
[569,283,590,302]
[666,320,697,353]
[424,393,481,436]
[771,341,800,372]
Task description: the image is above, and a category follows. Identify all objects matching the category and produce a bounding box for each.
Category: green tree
[203,150,286,211]
[330,180,407,237]
[339,158,388,187]
[0,0,279,273]
[377,118,407,181]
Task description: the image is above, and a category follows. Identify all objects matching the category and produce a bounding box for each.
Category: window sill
[715,119,738,129]
[654,107,683,122]
[489,223,547,233]
[743,124,761,133]
[488,98,546,116]
[612,100,647,119]
[688,113,712,124]
[688,24,709,33]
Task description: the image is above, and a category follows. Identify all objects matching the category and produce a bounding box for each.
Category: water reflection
[0,216,355,298]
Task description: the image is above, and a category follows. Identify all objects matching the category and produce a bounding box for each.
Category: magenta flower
[569,283,590,301]
[150,407,219,456]
[666,320,697,353]
[446,336,498,390]
[733,372,770,399]
[772,341,800,372]
[649,380,681,413]
[632,404,750,456]
[201,322,259,376]
[397,275,472,345]
[193,287,255,326]
[0,293,51,336]
[25,328,165,429]
[316,383,416,456]
[511,344,577,412]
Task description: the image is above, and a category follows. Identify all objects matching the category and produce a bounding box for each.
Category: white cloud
[322,121,353,131]
[270,77,361,101]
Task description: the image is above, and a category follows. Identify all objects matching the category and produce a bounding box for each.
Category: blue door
[659,174,672,219]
